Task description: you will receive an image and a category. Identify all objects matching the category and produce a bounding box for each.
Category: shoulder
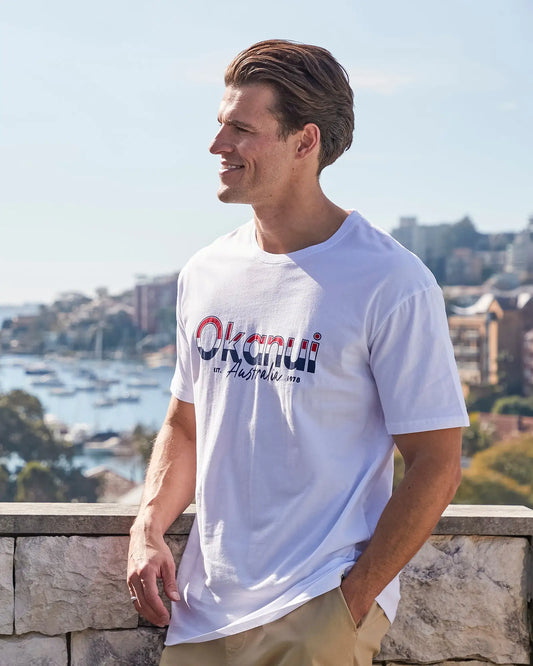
[178,220,254,283]
[346,211,437,296]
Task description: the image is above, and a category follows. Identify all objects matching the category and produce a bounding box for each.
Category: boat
[50,387,77,397]
[25,362,53,375]
[115,391,141,403]
[31,375,65,388]
[94,397,116,408]
[76,382,99,392]
[126,377,159,389]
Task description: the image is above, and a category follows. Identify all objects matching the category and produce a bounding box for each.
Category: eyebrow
[217,117,257,131]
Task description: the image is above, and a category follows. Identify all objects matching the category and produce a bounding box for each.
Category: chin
[217,186,248,205]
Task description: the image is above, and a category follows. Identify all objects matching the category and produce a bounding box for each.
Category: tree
[471,437,533,487]
[453,471,529,506]
[453,435,533,508]
[0,389,99,502]
[0,464,11,501]
[15,462,61,502]
[492,395,533,416]
[131,424,157,466]
[461,413,495,457]
[466,385,504,413]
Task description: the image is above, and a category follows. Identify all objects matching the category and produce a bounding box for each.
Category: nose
[209,125,232,155]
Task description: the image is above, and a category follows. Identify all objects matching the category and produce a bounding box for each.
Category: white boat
[50,387,77,397]
[94,397,116,408]
[127,377,159,389]
[115,391,141,403]
[31,375,65,388]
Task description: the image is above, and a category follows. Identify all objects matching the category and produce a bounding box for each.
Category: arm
[127,396,196,626]
[341,426,462,625]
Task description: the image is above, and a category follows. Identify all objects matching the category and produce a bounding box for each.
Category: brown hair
[225,39,354,174]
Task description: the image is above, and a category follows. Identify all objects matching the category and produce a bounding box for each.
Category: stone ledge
[0,503,532,537]
[435,505,533,537]
[0,503,195,536]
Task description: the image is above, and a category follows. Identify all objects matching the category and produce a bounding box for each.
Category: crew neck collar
[250,211,358,264]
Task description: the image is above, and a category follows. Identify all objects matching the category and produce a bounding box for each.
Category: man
[127,40,469,665]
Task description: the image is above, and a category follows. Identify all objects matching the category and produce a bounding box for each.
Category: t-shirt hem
[169,380,194,404]
[164,568,400,645]
[387,413,470,435]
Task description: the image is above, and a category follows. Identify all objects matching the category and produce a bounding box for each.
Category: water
[0,353,174,481]
[0,354,173,430]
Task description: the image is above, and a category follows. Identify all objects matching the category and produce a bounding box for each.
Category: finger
[161,560,180,602]
[129,574,168,627]
[129,586,142,615]
[140,575,171,626]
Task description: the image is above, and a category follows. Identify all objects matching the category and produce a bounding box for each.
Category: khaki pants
[160,587,390,666]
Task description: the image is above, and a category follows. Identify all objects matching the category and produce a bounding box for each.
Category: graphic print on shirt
[195,315,321,384]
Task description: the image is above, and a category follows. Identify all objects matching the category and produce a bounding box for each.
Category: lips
[220,163,244,173]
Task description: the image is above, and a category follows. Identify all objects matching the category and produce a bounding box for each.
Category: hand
[340,577,373,628]
[127,526,180,627]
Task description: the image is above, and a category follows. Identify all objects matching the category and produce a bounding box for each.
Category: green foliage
[0,389,99,502]
[131,424,157,466]
[15,462,62,502]
[466,385,504,413]
[0,464,11,501]
[453,471,529,506]
[454,435,533,508]
[492,395,533,416]
[471,437,533,487]
[0,389,70,462]
[461,413,495,457]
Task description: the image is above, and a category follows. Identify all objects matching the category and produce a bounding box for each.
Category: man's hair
[224,39,354,174]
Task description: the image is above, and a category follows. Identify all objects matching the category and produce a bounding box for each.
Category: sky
[1,0,532,305]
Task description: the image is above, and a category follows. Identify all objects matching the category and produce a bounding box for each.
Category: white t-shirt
[167,211,469,645]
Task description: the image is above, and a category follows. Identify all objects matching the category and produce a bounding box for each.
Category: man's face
[209,84,300,207]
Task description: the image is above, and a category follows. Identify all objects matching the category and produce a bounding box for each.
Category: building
[448,292,533,391]
[522,328,533,395]
[505,224,533,280]
[133,273,179,334]
[392,216,449,265]
[445,247,483,285]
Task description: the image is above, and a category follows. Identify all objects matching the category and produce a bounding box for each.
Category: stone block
[0,632,67,665]
[378,535,530,665]
[15,536,137,635]
[0,538,14,634]
[385,662,514,666]
[71,627,165,665]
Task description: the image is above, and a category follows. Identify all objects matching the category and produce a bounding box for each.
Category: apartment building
[448,293,533,391]
[133,273,179,334]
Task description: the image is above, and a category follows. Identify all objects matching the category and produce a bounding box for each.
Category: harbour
[0,353,174,482]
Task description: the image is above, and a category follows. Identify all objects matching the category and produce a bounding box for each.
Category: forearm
[132,399,196,538]
[127,398,196,625]
[342,428,462,619]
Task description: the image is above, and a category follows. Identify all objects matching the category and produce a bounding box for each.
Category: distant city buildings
[133,273,179,335]
[390,214,533,286]
[391,213,533,396]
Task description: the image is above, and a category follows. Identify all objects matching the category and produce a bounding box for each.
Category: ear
[296,123,320,160]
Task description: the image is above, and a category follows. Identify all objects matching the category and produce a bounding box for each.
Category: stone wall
[0,504,531,665]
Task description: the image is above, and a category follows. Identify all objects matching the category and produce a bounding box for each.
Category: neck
[252,185,349,254]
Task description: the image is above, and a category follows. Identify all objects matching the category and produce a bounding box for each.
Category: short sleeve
[369,285,469,434]
[170,276,195,403]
